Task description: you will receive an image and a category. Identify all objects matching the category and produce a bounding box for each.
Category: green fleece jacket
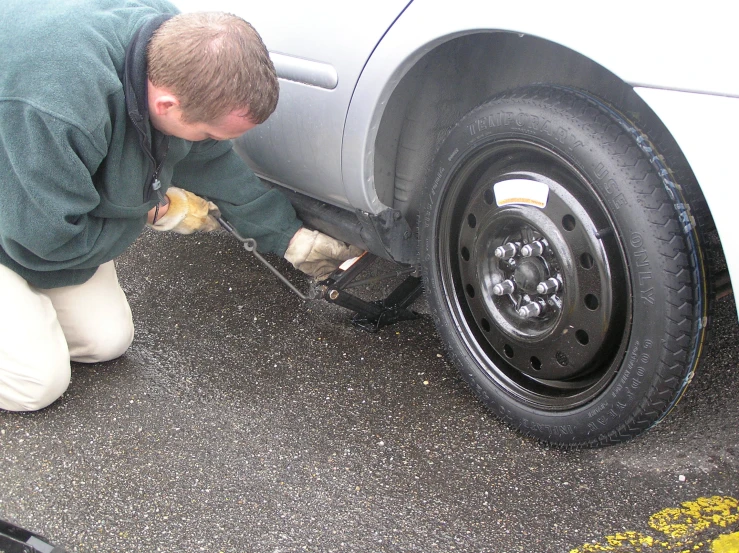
[0,0,301,288]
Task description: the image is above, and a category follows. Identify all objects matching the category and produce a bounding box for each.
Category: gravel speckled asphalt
[1,230,738,553]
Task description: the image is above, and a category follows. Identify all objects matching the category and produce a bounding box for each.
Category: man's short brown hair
[147,12,279,124]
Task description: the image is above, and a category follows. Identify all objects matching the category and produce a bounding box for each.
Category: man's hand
[147,187,221,234]
[284,228,363,280]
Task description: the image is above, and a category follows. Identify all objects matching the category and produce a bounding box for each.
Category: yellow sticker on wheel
[569,496,739,553]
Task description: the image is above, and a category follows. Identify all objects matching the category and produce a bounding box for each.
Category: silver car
[174,0,739,447]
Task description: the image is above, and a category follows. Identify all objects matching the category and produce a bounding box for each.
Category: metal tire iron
[218,218,423,332]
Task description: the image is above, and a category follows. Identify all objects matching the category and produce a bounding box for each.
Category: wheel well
[373,29,729,308]
[373,31,704,225]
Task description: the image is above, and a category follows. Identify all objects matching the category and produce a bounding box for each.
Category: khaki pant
[0,261,134,411]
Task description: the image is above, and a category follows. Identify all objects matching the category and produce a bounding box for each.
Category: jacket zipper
[130,115,168,204]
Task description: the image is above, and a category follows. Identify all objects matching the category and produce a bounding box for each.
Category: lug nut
[494,243,518,259]
[492,279,516,296]
[521,240,545,257]
[518,301,544,319]
[536,278,560,295]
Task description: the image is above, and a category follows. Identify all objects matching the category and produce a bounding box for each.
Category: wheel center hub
[513,257,548,295]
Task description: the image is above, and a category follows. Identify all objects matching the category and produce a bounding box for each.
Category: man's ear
[151,93,180,116]
[148,80,181,116]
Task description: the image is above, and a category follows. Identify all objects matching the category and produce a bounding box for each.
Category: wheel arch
[372,31,697,221]
[365,29,733,313]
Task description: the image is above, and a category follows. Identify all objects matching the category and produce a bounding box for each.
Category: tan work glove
[147,187,221,234]
[284,228,363,280]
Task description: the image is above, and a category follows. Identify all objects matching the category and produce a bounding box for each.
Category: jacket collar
[123,14,173,202]
[123,14,172,133]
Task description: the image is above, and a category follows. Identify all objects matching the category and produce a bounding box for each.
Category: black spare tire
[420,85,708,447]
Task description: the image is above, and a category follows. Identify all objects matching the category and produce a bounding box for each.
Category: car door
[174,0,411,208]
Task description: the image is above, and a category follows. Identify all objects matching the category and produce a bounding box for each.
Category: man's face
[150,105,258,142]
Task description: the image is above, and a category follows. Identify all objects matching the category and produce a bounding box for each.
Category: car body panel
[173,0,411,206]
[341,1,738,212]
[173,0,738,315]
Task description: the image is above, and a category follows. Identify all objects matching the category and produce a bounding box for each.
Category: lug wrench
[217,217,311,300]
[217,217,422,331]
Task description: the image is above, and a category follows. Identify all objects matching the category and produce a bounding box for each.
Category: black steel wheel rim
[437,139,632,410]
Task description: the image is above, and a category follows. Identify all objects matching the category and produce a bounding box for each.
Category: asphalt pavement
[1,229,738,553]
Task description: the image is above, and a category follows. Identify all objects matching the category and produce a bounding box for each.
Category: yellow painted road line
[569,496,739,553]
